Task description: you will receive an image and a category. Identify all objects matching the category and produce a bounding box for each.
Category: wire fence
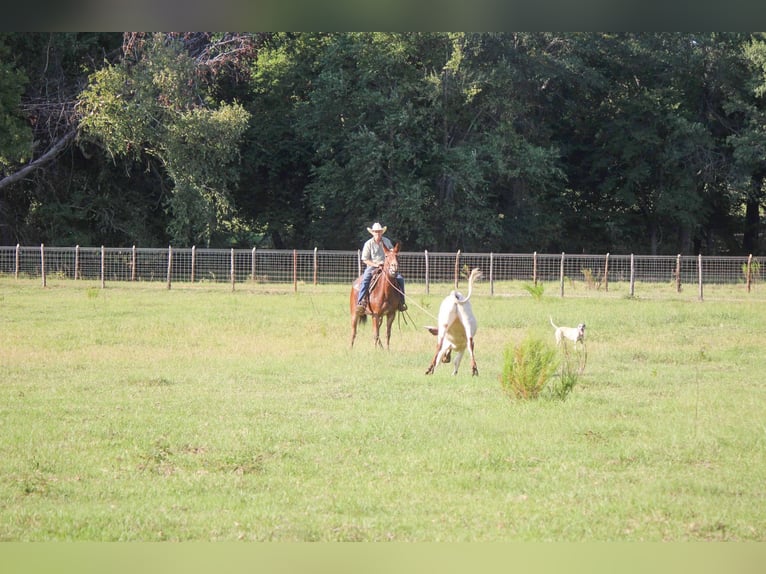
[1,244,763,301]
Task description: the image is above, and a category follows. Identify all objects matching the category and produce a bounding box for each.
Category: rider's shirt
[361,237,393,267]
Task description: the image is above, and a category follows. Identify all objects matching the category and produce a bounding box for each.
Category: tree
[0,35,32,173]
[245,33,567,251]
[729,33,766,253]
[550,33,717,254]
[0,33,122,244]
[78,33,256,246]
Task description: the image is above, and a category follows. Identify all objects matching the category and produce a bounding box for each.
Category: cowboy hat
[367,222,387,234]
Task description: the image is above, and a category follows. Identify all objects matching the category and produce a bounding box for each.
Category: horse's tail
[461,268,483,303]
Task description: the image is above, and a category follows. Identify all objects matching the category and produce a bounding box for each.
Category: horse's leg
[350,313,359,348]
[349,285,359,348]
[372,314,383,349]
[384,312,395,350]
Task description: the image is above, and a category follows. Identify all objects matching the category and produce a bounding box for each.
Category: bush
[522,282,545,301]
[500,336,581,400]
[548,356,580,400]
[500,336,559,400]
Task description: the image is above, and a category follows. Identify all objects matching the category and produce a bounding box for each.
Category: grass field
[1,277,765,541]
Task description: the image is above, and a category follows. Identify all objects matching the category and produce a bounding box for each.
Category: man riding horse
[355,222,406,315]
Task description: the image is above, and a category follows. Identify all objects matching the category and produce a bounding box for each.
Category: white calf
[425,268,482,376]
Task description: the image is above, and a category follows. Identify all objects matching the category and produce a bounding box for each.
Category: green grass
[0,278,764,541]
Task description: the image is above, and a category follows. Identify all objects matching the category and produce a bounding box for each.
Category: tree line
[1,32,765,255]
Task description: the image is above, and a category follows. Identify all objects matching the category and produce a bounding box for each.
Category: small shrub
[522,282,545,301]
[581,268,601,290]
[548,355,580,400]
[500,336,559,400]
[742,260,761,283]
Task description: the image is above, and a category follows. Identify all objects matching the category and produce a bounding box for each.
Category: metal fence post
[100,245,105,288]
[698,254,703,302]
[454,250,461,290]
[191,245,196,283]
[231,248,235,291]
[489,252,494,296]
[313,247,318,286]
[166,245,172,290]
[559,252,565,297]
[630,254,635,297]
[40,244,46,288]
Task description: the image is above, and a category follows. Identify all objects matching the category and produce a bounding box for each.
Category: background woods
[2,32,766,255]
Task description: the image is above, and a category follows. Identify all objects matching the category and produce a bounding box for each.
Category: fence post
[698,254,703,301]
[15,243,20,280]
[630,254,635,298]
[603,253,609,292]
[424,250,430,295]
[251,247,257,282]
[167,245,172,290]
[357,249,362,278]
[231,248,235,291]
[75,245,80,280]
[559,252,565,297]
[746,254,753,293]
[489,252,494,296]
[313,247,318,286]
[191,245,196,283]
[454,250,461,290]
[533,251,537,286]
[131,245,136,281]
[40,243,46,288]
[675,254,682,293]
[100,245,105,289]
[293,249,298,293]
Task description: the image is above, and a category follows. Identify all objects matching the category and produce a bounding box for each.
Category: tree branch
[0,129,76,191]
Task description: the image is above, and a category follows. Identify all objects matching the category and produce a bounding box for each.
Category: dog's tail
[549,316,557,329]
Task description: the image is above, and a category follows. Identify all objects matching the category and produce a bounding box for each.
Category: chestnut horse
[349,242,403,349]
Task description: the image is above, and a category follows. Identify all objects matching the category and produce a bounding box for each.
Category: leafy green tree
[245,33,567,251]
[79,33,253,246]
[550,33,717,254]
[0,35,32,172]
[728,33,766,253]
[0,33,122,245]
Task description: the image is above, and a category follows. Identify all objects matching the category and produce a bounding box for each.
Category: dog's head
[577,323,586,337]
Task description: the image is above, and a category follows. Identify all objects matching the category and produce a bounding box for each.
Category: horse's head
[382,242,400,276]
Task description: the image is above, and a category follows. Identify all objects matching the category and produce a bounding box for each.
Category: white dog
[425,268,482,376]
[550,316,586,349]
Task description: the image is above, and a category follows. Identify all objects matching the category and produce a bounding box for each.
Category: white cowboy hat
[367,222,387,234]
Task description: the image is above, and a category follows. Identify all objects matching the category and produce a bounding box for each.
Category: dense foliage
[1,32,766,254]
